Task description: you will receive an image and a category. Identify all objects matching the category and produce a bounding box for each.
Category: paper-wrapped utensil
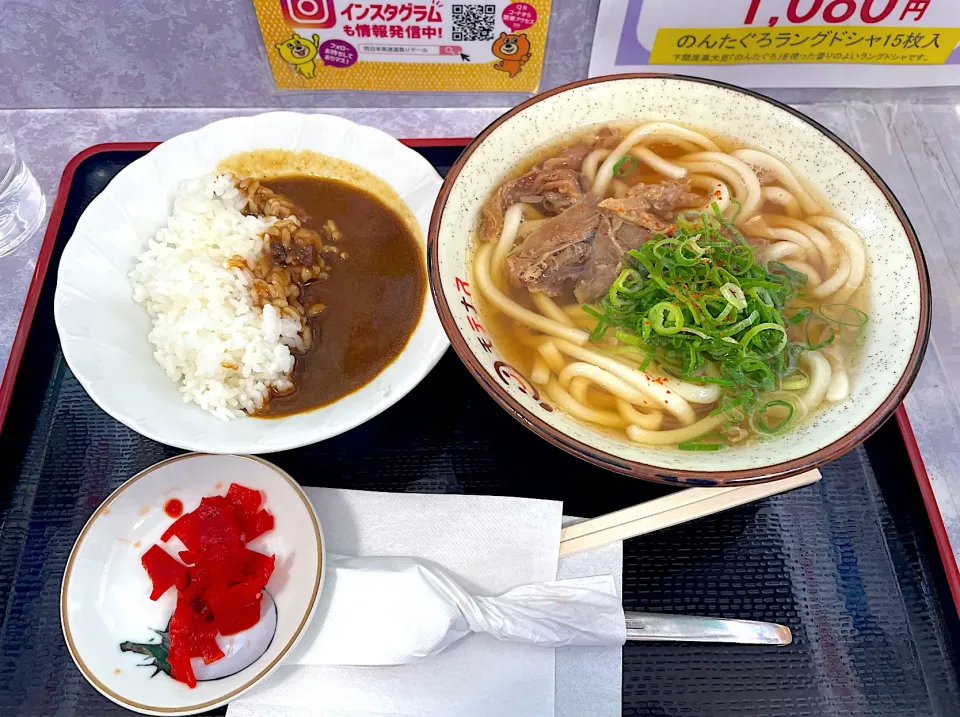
[291,556,627,665]
[290,556,790,667]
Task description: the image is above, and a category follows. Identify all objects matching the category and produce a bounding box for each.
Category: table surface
[2,100,959,567]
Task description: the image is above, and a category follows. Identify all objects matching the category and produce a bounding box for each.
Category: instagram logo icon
[280,0,337,28]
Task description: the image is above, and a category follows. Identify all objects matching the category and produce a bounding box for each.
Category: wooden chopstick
[559,469,821,557]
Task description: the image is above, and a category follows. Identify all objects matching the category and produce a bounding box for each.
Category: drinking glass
[0,125,45,258]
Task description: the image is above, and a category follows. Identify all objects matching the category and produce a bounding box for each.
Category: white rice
[130,174,303,420]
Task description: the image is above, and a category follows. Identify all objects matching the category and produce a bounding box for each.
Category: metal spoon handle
[625,612,792,645]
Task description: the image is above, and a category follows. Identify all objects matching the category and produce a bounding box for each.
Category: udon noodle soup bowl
[428,74,930,486]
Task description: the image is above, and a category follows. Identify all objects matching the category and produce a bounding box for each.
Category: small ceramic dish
[54,111,448,454]
[428,74,931,486]
[61,453,324,716]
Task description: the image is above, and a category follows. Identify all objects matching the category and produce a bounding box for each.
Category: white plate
[60,454,325,716]
[54,112,448,453]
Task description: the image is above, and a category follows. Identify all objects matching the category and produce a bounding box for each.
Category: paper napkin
[226,489,622,717]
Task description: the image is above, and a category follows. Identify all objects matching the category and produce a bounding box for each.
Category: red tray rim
[3,140,958,623]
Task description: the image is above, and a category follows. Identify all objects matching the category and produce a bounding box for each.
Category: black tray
[2,143,960,717]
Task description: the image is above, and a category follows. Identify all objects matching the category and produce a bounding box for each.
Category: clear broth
[476,122,869,445]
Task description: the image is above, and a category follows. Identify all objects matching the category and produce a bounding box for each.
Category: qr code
[451,4,496,42]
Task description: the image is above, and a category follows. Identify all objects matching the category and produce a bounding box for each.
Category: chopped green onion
[737,357,777,391]
[615,268,643,293]
[612,156,638,176]
[581,304,605,320]
[701,296,735,325]
[721,310,759,337]
[726,244,754,275]
[648,302,684,335]
[787,307,811,325]
[681,327,711,339]
[615,328,645,346]
[740,323,788,358]
[751,287,774,307]
[720,282,747,310]
[752,399,795,434]
[768,261,808,287]
[580,304,609,342]
[820,303,868,328]
[639,346,655,371]
[803,316,836,350]
[675,236,706,266]
[780,370,810,391]
[608,268,644,310]
[580,207,866,450]
[678,441,724,451]
[728,197,744,222]
[713,266,740,287]
[819,303,868,346]
[678,432,729,451]
[678,373,735,387]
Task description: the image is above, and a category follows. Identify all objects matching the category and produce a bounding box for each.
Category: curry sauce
[255,176,425,417]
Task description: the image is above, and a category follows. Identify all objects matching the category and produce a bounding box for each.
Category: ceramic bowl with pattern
[61,454,325,716]
[428,74,930,486]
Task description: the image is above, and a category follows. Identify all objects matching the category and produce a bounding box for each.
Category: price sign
[589,0,960,87]
[744,0,933,26]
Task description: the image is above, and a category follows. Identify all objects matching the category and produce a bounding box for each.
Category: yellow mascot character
[275,33,321,79]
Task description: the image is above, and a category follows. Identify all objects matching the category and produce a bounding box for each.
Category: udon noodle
[474,122,868,450]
